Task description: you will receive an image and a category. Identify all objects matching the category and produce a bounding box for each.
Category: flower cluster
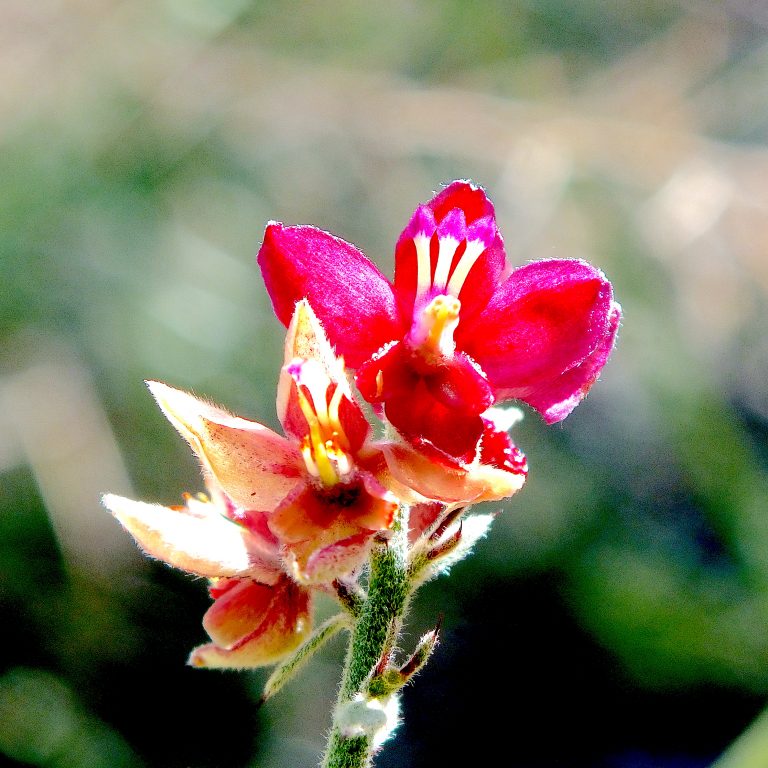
[104,181,619,674]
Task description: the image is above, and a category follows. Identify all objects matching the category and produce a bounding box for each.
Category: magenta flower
[258,181,620,464]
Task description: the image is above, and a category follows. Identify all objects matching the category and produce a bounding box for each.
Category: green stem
[321,505,410,768]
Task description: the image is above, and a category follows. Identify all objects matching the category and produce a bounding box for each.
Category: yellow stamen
[327,383,350,451]
[292,360,357,488]
[296,386,340,487]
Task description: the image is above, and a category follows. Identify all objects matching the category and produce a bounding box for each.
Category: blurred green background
[2,1,768,766]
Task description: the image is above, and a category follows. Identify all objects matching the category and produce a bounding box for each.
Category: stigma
[408,293,461,360]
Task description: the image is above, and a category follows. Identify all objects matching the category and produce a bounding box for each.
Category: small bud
[428,505,465,542]
[367,668,405,698]
[426,522,462,561]
[333,579,365,618]
[398,620,441,682]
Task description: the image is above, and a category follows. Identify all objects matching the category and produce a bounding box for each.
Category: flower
[136,300,398,585]
[257,181,621,464]
[103,483,312,669]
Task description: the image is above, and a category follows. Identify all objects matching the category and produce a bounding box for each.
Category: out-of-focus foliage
[2,1,768,766]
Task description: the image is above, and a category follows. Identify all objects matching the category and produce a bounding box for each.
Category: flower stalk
[322,505,411,768]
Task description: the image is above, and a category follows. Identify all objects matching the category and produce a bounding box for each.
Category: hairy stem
[321,505,410,768]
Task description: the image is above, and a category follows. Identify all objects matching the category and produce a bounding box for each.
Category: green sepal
[261,613,350,704]
[367,622,441,697]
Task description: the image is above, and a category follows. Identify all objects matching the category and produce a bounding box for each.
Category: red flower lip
[258,180,621,460]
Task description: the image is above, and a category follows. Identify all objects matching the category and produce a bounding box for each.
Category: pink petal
[147,381,303,510]
[457,260,615,401]
[102,494,276,580]
[524,302,621,423]
[382,442,526,505]
[300,531,375,584]
[202,577,276,648]
[408,502,444,543]
[276,299,338,439]
[269,484,342,545]
[258,223,403,368]
[269,478,396,584]
[189,578,311,669]
[269,479,395,546]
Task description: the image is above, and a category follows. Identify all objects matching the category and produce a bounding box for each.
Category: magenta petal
[393,182,506,324]
[436,207,467,241]
[399,203,437,241]
[425,353,493,415]
[453,233,506,322]
[465,215,497,250]
[258,223,403,367]
[356,342,413,405]
[429,181,496,223]
[385,385,485,466]
[479,420,528,475]
[525,302,621,423]
[458,259,615,397]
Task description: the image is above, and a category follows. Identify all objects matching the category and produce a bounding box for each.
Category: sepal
[102,492,278,581]
[367,621,440,697]
[410,513,496,588]
[260,613,349,704]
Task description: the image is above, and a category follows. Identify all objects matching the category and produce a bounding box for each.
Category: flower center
[408,232,487,361]
[409,294,461,359]
[291,360,354,488]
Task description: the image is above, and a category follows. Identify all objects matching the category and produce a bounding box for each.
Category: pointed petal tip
[441,178,481,192]
[145,379,198,419]
[102,492,129,519]
[100,493,261,577]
